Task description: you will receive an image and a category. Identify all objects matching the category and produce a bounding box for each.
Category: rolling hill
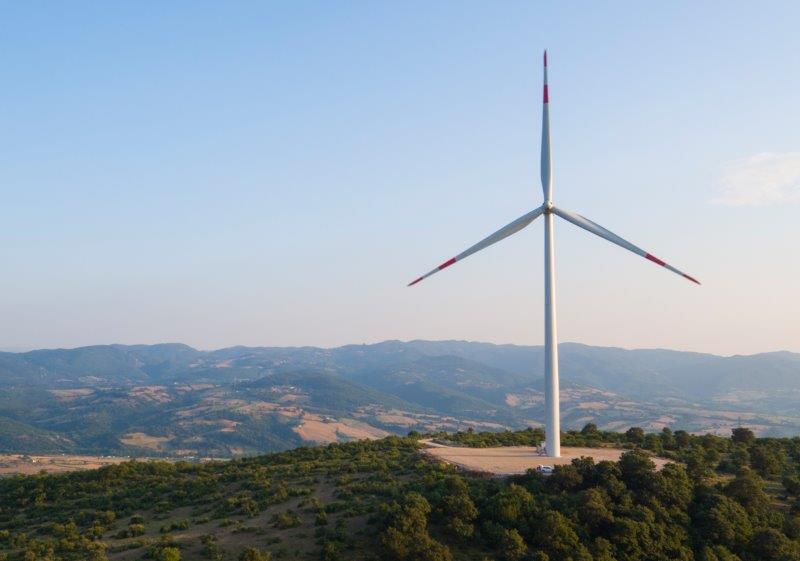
[0,340,799,456]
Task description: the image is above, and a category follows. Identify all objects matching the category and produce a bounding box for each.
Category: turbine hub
[544,201,554,213]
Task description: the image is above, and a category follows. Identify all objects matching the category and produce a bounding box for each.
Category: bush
[271,511,301,529]
[240,547,271,561]
[157,547,181,561]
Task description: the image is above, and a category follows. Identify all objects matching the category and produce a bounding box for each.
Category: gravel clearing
[422,442,670,475]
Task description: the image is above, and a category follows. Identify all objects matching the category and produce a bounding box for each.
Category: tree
[686,449,714,481]
[625,427,645,444]
[322,541,342,561]
[700,434,725,453]
[200,534,222,560]
[783,476,800,496]
[724,470,771,523]
[784,515,800,540]
[440,477,478,538]
[488,484,535,526]
[691,492,752,549]
[644,433,662,453]
[547,464,583,492]
[576,488,614,530]
[571,456,597,481]
[721,446,750,474]
[747,528,800,561]
[86,543,108,561]
[533,511,592,561]
[499,529,527,561]
[674,430,691,448]
[704,446,722,467]
[591,460,628,501]
[661,427,676,449]
[381,493,452,561]
[581,423,598,436]
[651,463,693,511]
[619,449,656,492]
[415,539,452,561]
[731,427,755,446]
[697,545,742,561]
[591,538,616,561]
[750,444,786,479]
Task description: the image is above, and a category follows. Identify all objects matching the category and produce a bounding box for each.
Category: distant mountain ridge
[0,340,799,455]
[1,340,798,401]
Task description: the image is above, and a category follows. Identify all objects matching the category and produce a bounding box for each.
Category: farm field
[0,454,129,475]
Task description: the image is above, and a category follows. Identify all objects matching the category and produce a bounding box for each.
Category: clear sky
[2,2,799,355]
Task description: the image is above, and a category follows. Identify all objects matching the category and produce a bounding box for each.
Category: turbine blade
[408,206,545,286]
[541,49,552,201]
[552,206,700,285]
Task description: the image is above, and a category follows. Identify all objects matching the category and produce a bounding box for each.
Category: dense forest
[1,426,800,560]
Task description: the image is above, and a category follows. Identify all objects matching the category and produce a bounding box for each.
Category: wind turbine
[407,51,700,458]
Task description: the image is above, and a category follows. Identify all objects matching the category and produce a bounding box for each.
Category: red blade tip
[543,50,547,67]
[683,273,701,285]
[408,276,424,287]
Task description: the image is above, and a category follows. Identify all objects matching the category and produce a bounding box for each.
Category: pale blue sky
[1,2,799,354]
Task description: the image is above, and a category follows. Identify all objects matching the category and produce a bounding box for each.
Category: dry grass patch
[120,432,173,450]
[48,388,95,401]
[293,416,389,444]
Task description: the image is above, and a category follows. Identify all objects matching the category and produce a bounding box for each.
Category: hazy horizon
[2,2,799,355]
[1,338,797,359]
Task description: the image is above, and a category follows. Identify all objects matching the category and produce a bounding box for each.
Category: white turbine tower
[407,51,700,458]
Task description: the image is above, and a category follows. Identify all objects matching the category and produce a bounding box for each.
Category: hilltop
[1,427,799,561]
